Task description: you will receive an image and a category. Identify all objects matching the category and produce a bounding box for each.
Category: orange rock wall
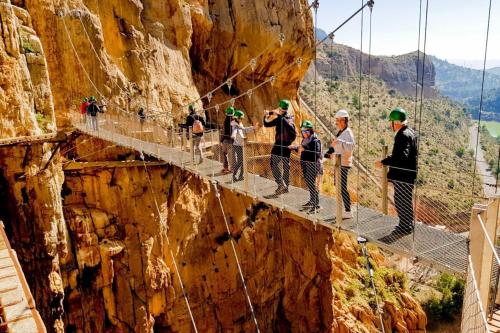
[60,159,426,333]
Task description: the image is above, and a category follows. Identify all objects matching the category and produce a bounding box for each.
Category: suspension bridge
[1,0,498,331]
[71,112,473,275]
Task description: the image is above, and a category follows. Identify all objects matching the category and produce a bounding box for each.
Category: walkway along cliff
[0,0,493,332]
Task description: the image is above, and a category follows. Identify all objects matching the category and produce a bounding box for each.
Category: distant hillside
[312,43,437,97]
[315,27,328,40]
[431,57,500,120]
[488,67,500,76]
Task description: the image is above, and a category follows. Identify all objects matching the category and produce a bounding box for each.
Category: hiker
[86,96,103,131]
[324,109,355,219]
[297,120,322,213]
[231,110,255,182]
[79,97,89,125]
[263,99,297,194]
[221,107,235,174]
[138,107,146,135]
[138,107,146,124]
[375,107,418,236]
[184,104,206,164]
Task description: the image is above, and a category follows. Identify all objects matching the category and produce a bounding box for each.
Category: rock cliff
[58,140,426,332]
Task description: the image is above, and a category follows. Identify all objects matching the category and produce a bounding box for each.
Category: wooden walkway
[73,120,470,276]
[489,309,500,332]
[0,222,45,332]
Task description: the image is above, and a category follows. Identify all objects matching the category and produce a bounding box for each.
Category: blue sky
[312,0,500,69]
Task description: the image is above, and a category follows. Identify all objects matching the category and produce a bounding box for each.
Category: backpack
[86,103,101,117]
[192,118,204,134]
[279,116,297,145]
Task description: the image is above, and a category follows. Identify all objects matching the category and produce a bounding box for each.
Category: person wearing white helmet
[324,109,356,219]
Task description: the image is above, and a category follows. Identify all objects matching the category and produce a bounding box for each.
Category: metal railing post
[243,140,249,192]
[335,154,343,224]
[189,127,194,163]
[469,197,499,314]
[382,145,389,215]
[181,128,186,151]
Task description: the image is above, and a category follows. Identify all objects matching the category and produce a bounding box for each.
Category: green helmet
[279,99,290,111]
[389,107,407,122]
[89,96,96,102]
[225,106,235,116]
[301,120,314,129]
[233,110,244,118]
[188,104,196,112]
[82,97,88,102]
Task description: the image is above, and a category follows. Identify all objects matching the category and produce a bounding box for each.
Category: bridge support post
[189,127,194,163]
[468,196,499,315]
[181,128,186,151]
[335,154,343,224]
[243,140,249,192]
[169,127,174,148]
[381,145,388,215]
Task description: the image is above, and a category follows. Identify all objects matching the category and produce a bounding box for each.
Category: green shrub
[455,147,465,158]
[423,273,464,321]
[22,41,35,54]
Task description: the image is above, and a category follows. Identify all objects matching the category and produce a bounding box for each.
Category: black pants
[393,181,415,231]
[270,145,291,188]
[341,167,351,212]
[301,161,319,205]
[233,145,244,180]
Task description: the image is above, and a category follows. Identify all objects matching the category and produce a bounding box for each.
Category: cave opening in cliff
[0,169,14,239]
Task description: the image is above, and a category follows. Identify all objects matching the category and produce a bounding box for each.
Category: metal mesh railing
[68,111,487,275]
[461,256,491,333]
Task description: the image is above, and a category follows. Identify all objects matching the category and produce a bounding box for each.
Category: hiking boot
[307,205,321,214]
[275,185,288,195]
[392,226,413,236]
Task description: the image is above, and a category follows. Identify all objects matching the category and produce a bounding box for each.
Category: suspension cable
[413,0,423,128]
[140,157,199,333]
[212,182,261,333]
[355,0,365,236]
[413,0,430,255]
[366,4,373,160]
[316,0,374,47]
[472,0,494,196]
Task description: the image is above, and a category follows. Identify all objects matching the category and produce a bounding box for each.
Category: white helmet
[335,109,350,118]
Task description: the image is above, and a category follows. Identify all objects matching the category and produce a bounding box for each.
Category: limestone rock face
[0,144,69,332]
[0,0,55,138]
[58,157,426,333]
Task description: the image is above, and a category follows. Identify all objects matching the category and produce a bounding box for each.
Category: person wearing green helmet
[230,110,256,182]
[295,120,322,213]
[86,96,103,131]
[79,97,90,125]
[375,107,418,238]
[263,99,297,194]
[221,106,235,173]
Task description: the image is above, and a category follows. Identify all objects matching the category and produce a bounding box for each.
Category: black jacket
[221,115,233,142]
[381,126,418,184]
[184,112,206,137]
[300,135,322,162]
[263,113,295,147]
[86,102,102,117]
